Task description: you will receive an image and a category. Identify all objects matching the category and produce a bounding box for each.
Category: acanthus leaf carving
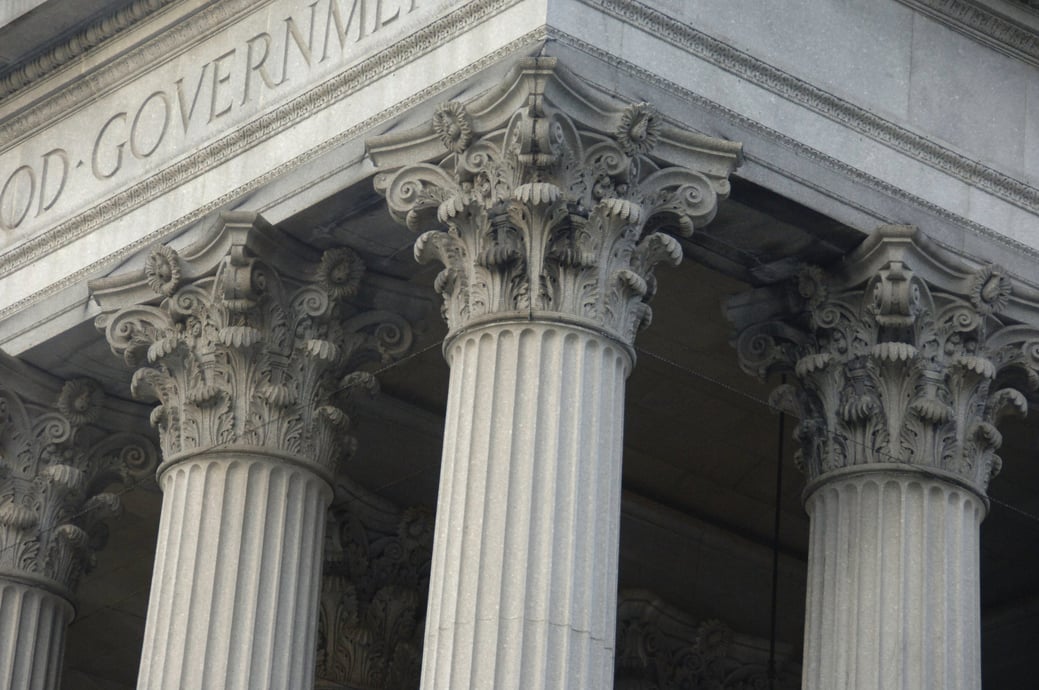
[372,58,740,345]
[615,590,800,690]
[0,376,158,594]
[729,225,1039,495]
[97,219,414,476]
[317,494,433,690]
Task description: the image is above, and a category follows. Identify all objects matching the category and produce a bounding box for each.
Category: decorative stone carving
[615,590,800,690]
[94,213,413,477]
[0,376,157,595]
[316,486,433,690]
[730,225,1039,495]
[371,57,741,346]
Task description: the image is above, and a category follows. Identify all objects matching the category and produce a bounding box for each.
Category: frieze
[549,28,1039,271]
[0,24,547,340]
[894,0,1039,68]
[0,0,427,252]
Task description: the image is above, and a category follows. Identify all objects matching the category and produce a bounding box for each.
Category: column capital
[91,212,414,481]
[369,57,742,347]
[616,590,800,689]
[729,224,1039,497]
[0,365,158,598]
[316,482,433,690]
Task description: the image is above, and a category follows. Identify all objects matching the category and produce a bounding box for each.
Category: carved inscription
[0,0,419,241]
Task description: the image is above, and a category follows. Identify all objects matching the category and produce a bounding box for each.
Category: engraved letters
[0,0,421,243]
[0,148,69,230]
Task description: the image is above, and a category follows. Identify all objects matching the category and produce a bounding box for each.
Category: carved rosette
[375,95,732,346]
[316,503,433,690]
[731,227,1039,496]
[0,378,157,595]
[97,241,412,477]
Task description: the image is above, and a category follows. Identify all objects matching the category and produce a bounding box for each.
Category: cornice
[584,0,1039,220]
[547,29,1039,275]
[895,0,1039,67]
[0,0,181,102]
[0,0,536,323]
[0,0,272,146]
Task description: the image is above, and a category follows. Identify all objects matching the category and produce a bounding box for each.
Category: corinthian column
[0,365,157,690]
[92,213,413,690]
[369,57,741,690]
[729,226,1039,690]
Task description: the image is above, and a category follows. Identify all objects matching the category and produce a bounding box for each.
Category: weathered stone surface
[370,57,740,690]
[729,224,1039,690]
[92,211,415,690]
[94,212,411,480]
[372,57,740,346]
[0,358,157,690]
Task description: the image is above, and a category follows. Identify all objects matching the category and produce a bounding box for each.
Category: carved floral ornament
[317,501,434,690]
[615,591,799,690]
[96,231,413,477]
[730,226,1039,496]
[371,58,741,345]
[0,377,157,594]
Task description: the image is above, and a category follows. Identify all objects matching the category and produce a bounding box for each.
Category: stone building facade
[1,1,1038,688]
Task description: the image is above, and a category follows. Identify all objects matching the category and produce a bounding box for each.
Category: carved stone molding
[729,224,1039,497]
[587,0,1039,221]
[615,590,800,690]
[370,57,741,346]
[316,481,433,690]
[0,373,157,597]
[894,0,1039,68]
[91,212,413,479]
[0,0,178,100]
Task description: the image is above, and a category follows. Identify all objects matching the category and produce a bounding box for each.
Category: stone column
[370,58,741,690]
[0,371,157,690]
[729,226,1039,690]
[93,214,413,690]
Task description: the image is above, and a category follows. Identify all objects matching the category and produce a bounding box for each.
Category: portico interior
[2,2,1039,689]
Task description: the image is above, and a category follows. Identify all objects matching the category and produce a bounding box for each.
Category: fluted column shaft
[802,469,983,690]
[422,321,630,690]
[0,581,73,690]
[136,450,331,690]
